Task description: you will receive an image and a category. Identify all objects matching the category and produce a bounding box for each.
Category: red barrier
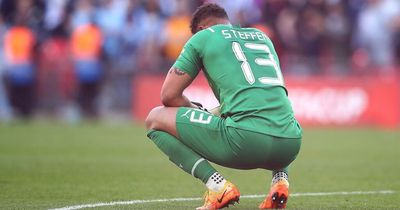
[286,76,400,128]
[133,74,400,128]
[133,75,164,121]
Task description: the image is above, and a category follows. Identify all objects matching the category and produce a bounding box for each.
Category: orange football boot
[196,181,240,210]
[259,178,289,209]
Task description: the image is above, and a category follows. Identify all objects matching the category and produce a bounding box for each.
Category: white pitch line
[49,190,395,210]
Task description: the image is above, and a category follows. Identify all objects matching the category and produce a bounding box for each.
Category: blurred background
[0,0,399,127]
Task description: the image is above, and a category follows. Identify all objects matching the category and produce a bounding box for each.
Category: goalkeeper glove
[191,101,209,112]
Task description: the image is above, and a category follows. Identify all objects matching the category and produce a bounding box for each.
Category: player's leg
[254,136,298,210]
[259,169,290,209]
[146,106,218,183]
[172,108,298,209]
[145,106,240,209]
[259,141,296,209]
[222,127,300,209]
[145,106,180,137]
[148,106,300,209]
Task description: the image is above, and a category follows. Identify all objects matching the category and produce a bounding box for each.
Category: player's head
[190,3,230,34]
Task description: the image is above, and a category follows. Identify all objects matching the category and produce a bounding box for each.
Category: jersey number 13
[232,42,284,86]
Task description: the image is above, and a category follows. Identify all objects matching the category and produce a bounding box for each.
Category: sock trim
[191,158,205,176]
[272,171,289,185]
[146,129,157,138]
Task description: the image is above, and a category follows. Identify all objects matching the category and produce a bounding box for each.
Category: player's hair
[190,3,229,34]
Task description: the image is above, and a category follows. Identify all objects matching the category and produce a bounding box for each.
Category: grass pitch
[0,122,399,209]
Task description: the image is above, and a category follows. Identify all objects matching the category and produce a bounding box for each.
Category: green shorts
[176,107,301,170]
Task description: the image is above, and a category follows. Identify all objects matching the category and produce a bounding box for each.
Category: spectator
[324,0,351,74]
[0,15,12,121]
[297,5,326,74]
[207,0,261,26]
[70,0,94,30]
[162,0,191,65]
[134,0,166,73]
[274,7,304,74]
[394,15,400,66]
[95,0,129,59]
[3,19,37,118]
[0,0,399,121]
[355,0,400,72]
[38,16,75,118]
[70,22,103,119]
[43,0,68,32]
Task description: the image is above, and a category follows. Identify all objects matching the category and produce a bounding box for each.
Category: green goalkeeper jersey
[173,24,302,138]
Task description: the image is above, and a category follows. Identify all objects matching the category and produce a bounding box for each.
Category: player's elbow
[160,90,178,107]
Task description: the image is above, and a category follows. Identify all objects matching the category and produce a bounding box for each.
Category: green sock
[147,130,216,183]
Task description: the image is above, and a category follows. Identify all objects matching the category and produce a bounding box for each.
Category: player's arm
[160,67,198,108]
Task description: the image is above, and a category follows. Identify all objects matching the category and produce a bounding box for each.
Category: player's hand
[209,106,221,117]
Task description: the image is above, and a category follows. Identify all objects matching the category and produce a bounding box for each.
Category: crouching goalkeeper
[145,3,302,209]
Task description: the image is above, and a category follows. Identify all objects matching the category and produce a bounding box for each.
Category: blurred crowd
[0,0,399,122]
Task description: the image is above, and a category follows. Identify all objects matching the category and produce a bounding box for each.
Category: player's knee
[145,106,163,130]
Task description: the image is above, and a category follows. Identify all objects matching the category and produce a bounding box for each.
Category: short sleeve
[172,41,201,79]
